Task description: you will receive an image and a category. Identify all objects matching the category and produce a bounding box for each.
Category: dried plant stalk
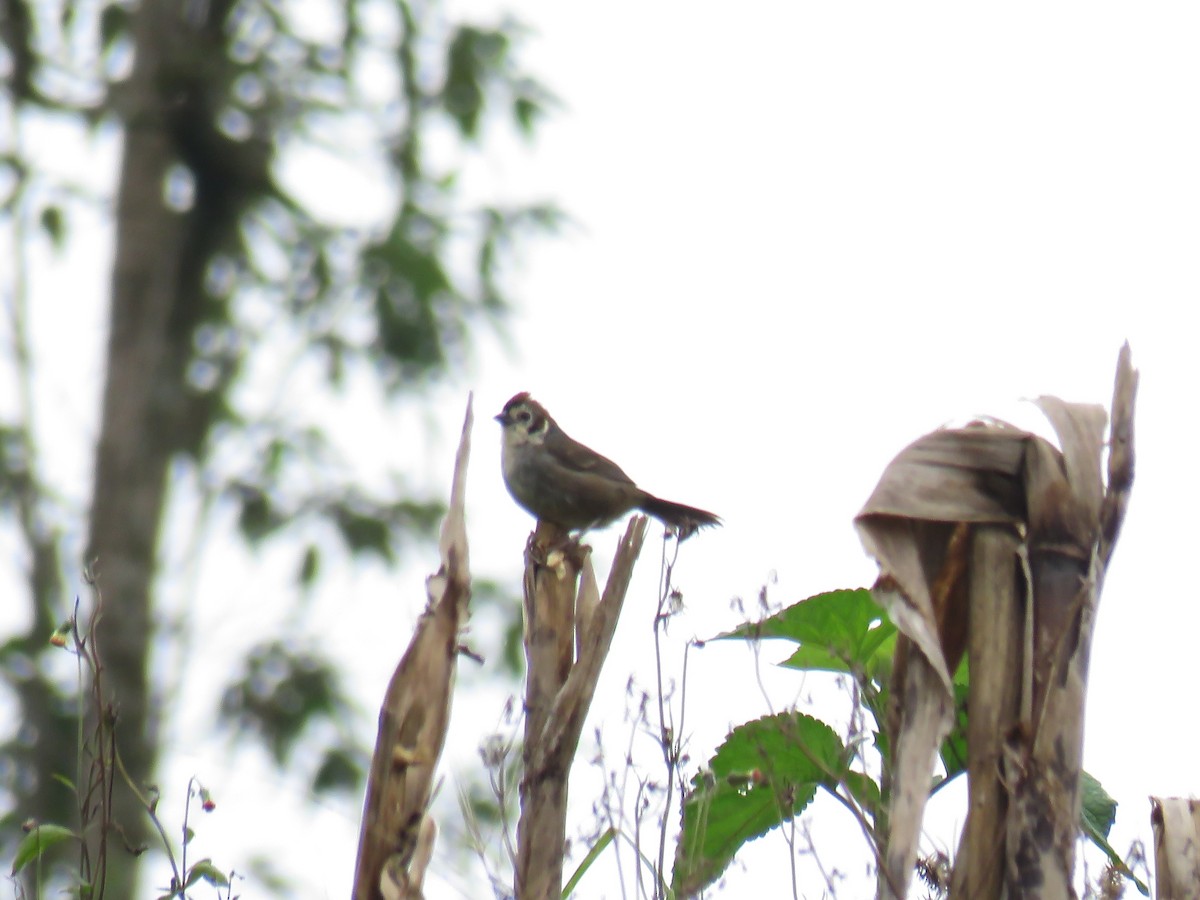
[949,526,1023,898]
[352,396,475,900]
[1150,796,1200,900]
[515,517,648,900]
[856,344,1137,899]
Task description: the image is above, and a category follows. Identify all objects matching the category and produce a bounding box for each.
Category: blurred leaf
[513,95,539,137]
[330,502,392,562]
[502,614,524,677]
[510,77,556,137]
[11,823,76,875]
[442,26,509,139]
[297,544,320,587]
[2,0,34,102]
[235,484,286,543]
[263,438,289,477]
[477,203,564,309]
[466,578,523,677]
[462,782,503,826]
[245,854,291,894]
[366,212,457,377]
[183,858,229,889]
[674,712,844,896]
[312,744,363,794]
[39,206,65,250]
[219,641,349,765]
[99,4,130,53]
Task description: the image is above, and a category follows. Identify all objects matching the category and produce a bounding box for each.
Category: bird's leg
[525,522,589,573]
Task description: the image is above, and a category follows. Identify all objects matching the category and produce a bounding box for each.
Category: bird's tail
[638,494,722,540]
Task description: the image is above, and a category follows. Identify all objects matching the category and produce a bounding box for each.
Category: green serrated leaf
[11,823,77,875]
[673,712,844,895]
[716,588,896,680]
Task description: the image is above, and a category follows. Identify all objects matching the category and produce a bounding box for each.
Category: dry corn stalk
[856,345,1137,899]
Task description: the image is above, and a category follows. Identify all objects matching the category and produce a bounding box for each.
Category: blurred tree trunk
[2,0,552,889]
[85,0,258,892]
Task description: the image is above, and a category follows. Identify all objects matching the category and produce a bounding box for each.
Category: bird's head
[495,392,552,444]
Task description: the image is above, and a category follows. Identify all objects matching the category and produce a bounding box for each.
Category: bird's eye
[516,409,531,423]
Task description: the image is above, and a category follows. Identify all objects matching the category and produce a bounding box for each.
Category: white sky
[6,1,1200,898]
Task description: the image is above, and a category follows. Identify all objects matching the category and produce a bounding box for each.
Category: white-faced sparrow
[495,392,721,538]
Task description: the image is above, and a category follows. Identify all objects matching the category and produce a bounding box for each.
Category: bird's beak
[494,413,506,424]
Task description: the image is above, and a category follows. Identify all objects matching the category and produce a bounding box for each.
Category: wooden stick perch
[514,516,649,900]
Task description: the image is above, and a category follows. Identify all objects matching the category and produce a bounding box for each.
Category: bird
[494,392,721,538]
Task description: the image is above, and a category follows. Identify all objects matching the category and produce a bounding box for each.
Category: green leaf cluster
[673,712,843,896]
[676,587,1144,895]
[674,590,889,893]
[218,640,364,796]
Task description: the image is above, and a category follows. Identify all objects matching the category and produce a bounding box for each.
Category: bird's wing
[546,428,637,485]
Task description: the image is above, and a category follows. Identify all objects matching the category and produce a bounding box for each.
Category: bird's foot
[526,526,589,573]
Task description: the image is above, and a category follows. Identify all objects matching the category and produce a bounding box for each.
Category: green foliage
[934,666,970,791]
[700,587,1144,895]
[673,712,844,896]
[234,483,288,543]
[156,858,230,899]
[467,578,525,678]
[717,587,896,681]
[443,26,510,140]
[218,641,364,794]
[2,0,559,602]
[38,206,65,250]
[1081,771,1148,896]
[228,423,445,565]
[296,544,320,587]
[313,743,363,794]
[563,827,616,899]
[677,589,895,891]
[10,823,76,876]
